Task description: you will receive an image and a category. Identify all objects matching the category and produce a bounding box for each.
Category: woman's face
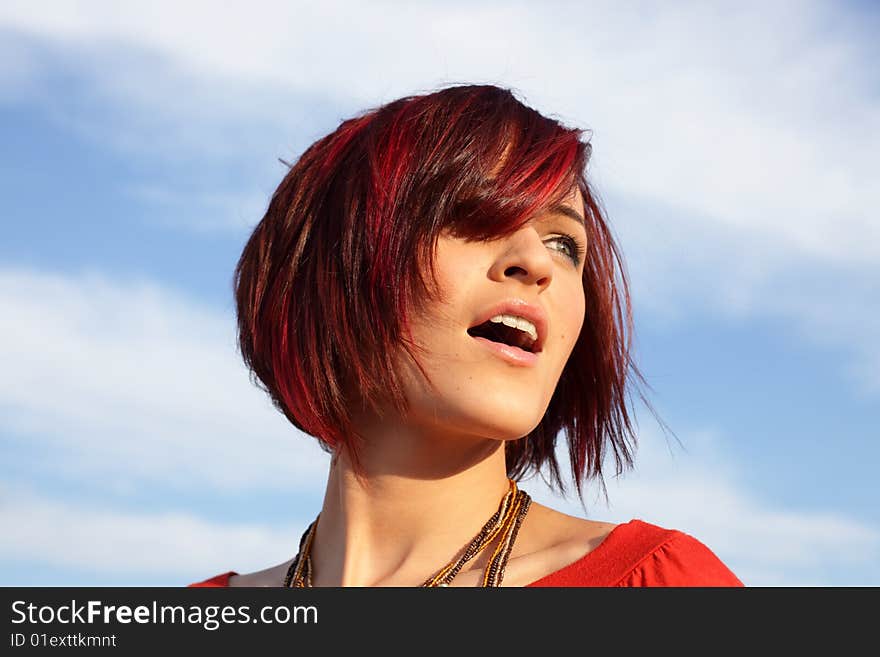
[394,185,588,442]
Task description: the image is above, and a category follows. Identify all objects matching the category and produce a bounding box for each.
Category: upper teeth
[489,315,538,343]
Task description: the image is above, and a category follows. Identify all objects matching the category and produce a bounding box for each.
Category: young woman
[191,84,742,587]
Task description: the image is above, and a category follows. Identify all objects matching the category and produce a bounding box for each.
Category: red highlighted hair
[234,84,650,500]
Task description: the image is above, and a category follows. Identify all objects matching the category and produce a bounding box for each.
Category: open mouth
[467,319,537,353]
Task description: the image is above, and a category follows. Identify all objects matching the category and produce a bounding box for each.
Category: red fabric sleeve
[188,571,237,587]
[613,533,743,587]
[527,519,743,587]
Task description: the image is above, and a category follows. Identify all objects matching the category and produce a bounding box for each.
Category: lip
[467,298,548,367]
[470,336,539,367]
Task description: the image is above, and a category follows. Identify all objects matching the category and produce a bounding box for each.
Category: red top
[189,519,743,588]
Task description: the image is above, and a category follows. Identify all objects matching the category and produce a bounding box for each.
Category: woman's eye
[545,235,585,266]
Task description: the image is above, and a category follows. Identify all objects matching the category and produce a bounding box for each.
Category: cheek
[559,287,586,353]
[431,242,480,296]
[572,295,586,342]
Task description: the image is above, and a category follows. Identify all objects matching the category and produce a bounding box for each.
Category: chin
[481,389,548,433]
[402,389,547,442]
[442,397,548,442]
[398,363,554,441]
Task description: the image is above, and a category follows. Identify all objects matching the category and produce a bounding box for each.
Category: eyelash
[545,234,586,266]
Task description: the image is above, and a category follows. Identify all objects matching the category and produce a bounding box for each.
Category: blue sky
[1,0,877,586]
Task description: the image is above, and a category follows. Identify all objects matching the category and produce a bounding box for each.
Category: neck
[309,421,511,587]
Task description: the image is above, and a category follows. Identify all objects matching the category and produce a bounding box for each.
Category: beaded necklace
[283,478,532,587]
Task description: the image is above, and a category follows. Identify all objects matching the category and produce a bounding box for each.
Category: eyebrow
[549,204,586,227]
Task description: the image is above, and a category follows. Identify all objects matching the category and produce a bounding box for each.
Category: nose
[488,224,554,291]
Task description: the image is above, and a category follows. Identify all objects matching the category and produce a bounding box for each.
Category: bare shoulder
[227,559,293,588]
[519,500,619,554]
[494,499,620,586]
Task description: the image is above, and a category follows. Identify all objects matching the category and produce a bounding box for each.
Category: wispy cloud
[1,1,876,261]
[0,483,306,581]
[4,428,877,585]
[1,267,877,585]
[122,182,271,233]
[529,428,880,586]
[1,2,877,586]
[613,196,880,396]
[0,267,330,493]
[1,1,876,396]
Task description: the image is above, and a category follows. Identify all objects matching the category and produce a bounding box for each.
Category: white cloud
[527,427,880,586]
[0,267,330,493]
[612,195,880,396]
[0,483,306,581]
[0,0,876,262]
[3,428,877,585]
[0,267,876,585]
[122,182,272,233]
[0,2,878,585]
[0,1,876,393]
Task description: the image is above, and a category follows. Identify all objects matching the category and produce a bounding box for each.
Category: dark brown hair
[233,84,651,501]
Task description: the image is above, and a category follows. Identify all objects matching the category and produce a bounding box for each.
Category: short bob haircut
[234,84,650,501]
